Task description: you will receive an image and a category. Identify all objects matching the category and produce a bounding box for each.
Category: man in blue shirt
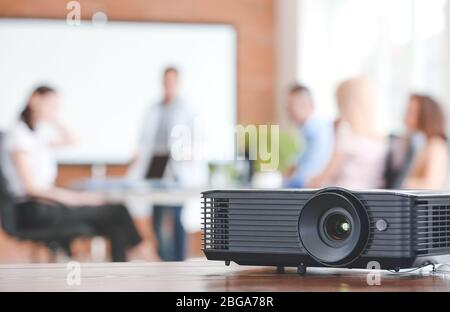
[284,85,334,188]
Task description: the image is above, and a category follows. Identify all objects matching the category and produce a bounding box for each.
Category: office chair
[383,134,420,189]
[0,132,95,260]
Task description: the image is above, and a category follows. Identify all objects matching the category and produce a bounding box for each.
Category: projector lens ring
[298,188,370,267]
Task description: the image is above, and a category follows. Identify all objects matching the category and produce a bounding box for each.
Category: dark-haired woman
[1,86,141,261]
[402,94,449,190]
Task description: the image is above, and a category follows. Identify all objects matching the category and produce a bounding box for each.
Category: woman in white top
[308,77,388,189]
[2,86,82,202]
[1,86,141,261]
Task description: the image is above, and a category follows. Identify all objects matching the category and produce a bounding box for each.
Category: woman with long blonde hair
[308,77,388,188]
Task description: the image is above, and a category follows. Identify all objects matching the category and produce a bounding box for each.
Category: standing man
[284,84,334,188]
[128,67,196,261]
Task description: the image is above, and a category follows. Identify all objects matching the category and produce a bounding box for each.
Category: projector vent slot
[201,192,307,254]
[202,197,229,250]
[414,202,450,255]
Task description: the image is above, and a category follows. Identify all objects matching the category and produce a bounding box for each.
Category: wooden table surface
[1,259,450,292]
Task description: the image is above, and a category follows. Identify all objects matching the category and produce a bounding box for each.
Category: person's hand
[46,115,80,147]
[128,154,139,167]
[283,165,296,178]
[60,190,109,207]
[77,192,109,206]
[307,175,323,188]
[47,114,64,127]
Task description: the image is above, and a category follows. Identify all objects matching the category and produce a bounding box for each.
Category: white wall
[0,19,236,164]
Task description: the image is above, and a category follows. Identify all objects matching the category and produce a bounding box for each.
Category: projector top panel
[201,188,450,198]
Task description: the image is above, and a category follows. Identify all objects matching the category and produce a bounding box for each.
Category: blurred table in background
[1,260,449,292]
[72,178,205,260]
[73,178,202,206]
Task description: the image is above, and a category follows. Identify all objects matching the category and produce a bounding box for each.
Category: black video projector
[201,187,450,274]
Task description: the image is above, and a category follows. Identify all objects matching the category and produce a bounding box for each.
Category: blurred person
[128,67,206,261]
[1,86,141,261]
[283,84,333,188]
[383,132,421,189]
[402,94,448,189]
[383,95,428,189]
[308,77,388,189]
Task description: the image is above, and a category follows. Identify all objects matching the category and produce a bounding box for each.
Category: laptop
[145,154,170,179]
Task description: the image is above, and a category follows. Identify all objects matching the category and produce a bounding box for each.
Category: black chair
[0,132,95,260]
[383,134,419,189]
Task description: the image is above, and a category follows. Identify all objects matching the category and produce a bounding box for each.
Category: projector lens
[324,213,351,241]
[298,190,370,266]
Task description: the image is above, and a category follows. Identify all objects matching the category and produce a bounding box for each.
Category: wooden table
[1,259,450,292]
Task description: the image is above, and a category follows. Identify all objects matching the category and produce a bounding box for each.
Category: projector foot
[276,266,285,274]
[225,260,231,266]
[297,264,307,275]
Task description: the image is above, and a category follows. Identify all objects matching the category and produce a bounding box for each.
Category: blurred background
[0,0,450,264]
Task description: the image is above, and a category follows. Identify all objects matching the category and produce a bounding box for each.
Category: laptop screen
[145,154,170,179]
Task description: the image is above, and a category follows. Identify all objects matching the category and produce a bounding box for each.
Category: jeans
[152,205,186,261]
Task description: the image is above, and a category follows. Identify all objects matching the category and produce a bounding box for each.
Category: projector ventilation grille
[414,200,450,255]
[202,197,230,250]
[201,192,308,253]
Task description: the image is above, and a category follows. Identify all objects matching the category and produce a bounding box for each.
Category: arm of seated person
[46,116,79,148]
[403,138,448,190]
[283,165,297,178]
[12,150,107,206]
[307,150,344,188]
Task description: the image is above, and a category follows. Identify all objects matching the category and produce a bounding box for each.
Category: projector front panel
[355,192,414,258]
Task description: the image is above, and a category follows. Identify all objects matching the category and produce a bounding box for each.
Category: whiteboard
[0,19,236,163]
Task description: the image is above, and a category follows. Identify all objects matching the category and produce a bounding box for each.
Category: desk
[74,178,202,206]
[74,179,204,259]
[106,188,201,207]
[1,260,449,292]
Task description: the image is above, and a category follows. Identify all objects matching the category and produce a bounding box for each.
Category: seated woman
[1,86,142,261]
[308,77,387,189]
[402,94,448,190]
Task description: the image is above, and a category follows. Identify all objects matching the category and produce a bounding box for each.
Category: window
[297,0,449,133]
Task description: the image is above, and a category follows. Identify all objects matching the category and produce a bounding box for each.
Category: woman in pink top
[308,77,388,189]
